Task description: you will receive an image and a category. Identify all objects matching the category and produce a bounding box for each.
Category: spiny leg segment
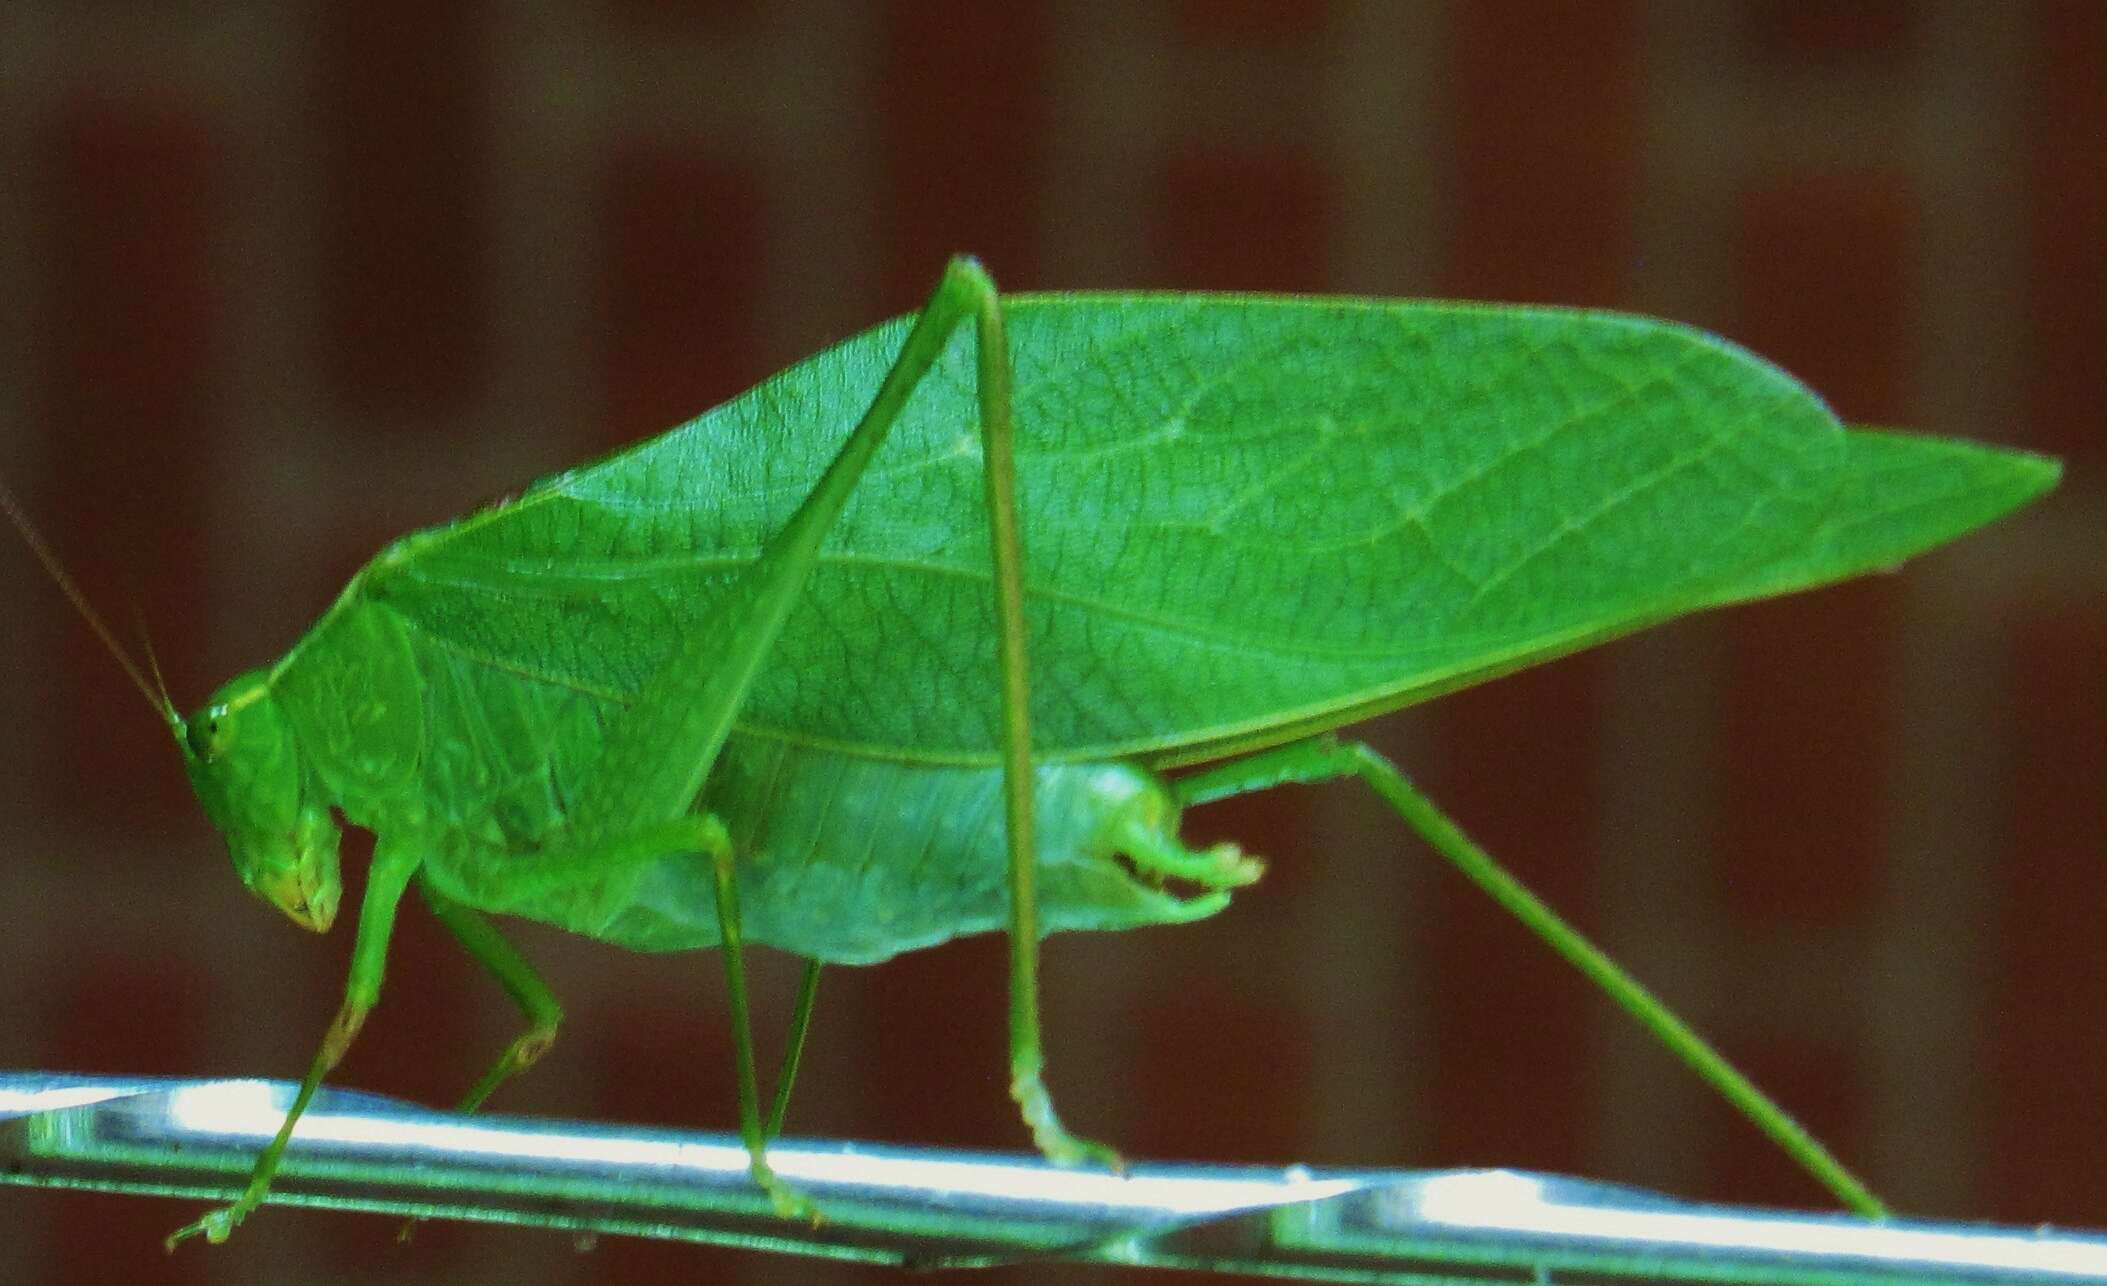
[423,878,822,1136]
[1172,734,1889,1220]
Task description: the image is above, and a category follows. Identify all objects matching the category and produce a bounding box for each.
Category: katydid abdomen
[425,730,1235,963]
[323,594,1245,962]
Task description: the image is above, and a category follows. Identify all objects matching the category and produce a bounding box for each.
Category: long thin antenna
[134,608,179,718]
[0,472,175,721]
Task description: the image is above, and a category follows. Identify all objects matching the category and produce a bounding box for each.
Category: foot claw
[769,1183,823,1226]
[1038,1126,1124,1172]
[165,1205,240,1252]
[1014,1073,1124,1173]
[752,1163,822,1225]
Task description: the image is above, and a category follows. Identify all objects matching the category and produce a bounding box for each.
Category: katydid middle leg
[419,881,565,1115]
[428,801,816,1222]
[767,958,823,1141]
[416,874,822,1132]
[390,883,566,1241]
[413,828,822,1228]
[1170,734,1890,1219]
[542,256,1100,1207]
[704,839,812,1217]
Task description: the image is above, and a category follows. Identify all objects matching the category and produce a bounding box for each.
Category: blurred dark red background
[1,4,2101,1284]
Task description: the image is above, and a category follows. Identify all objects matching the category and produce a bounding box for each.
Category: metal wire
[3,1071,2101,1281]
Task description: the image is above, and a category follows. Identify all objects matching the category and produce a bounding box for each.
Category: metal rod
[3,1072,2100,1281]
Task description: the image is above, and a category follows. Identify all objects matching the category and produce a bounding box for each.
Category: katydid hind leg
[166,841,424,1249]
[562,255,1026,846]
[953,263,1120,1169]
[1171,735,1890,1220]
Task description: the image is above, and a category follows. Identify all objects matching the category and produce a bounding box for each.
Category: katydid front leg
[167,817,735,1247]
[1172,735,1890,1220]
[166,838,424,1249]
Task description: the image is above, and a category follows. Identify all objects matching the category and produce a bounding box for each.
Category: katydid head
[1,476,344,934]
[176,671,343,933]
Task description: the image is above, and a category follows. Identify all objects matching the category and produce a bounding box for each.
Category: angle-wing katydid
[7,257,2058,1243]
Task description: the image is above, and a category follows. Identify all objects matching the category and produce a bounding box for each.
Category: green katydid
[4,256,2059,1245]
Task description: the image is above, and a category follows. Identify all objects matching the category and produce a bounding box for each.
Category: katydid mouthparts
[4,256,2059,1245]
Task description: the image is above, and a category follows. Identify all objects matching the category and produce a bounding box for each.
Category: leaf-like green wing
[1692,426,2058,607]
[361,295,2054,767]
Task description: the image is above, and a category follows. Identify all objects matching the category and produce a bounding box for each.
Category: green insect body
[10,259,2058,1244]
[593,750,1228,960]
[192,594,1242,965]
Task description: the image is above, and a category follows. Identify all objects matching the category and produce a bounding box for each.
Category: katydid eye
[188,708,230,758]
